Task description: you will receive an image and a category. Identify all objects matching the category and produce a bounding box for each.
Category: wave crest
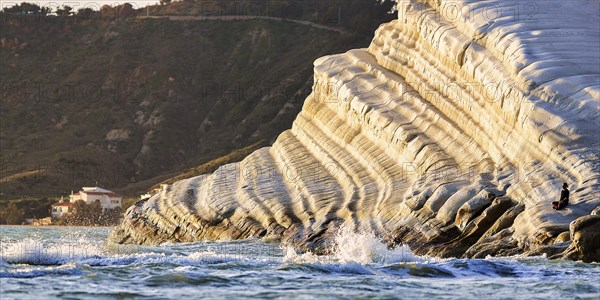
[1,235,104,265]
[284,225,426,265]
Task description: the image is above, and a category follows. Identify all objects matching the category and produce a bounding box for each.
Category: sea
[1,226,599,299]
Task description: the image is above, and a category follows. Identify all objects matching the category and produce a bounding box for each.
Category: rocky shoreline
[108,0,600,262]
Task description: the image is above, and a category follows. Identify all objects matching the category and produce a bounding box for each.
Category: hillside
[0,14,369,199]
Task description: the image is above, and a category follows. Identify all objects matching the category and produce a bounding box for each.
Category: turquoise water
[1,226,599,299]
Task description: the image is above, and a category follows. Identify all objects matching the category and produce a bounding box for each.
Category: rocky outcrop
[563,215,600,262]
[109,0,600,261]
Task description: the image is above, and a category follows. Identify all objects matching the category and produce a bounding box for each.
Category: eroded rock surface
[109,0,600,261]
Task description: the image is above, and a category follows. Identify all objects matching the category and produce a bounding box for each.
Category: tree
[76,7,99,19]
[117,3,135,19]
[40,6,52,15]
[56,5,73,16]
[2,2,51,15]
[0,203,25,225]
[61,201,123,226]
[20,2,39,14]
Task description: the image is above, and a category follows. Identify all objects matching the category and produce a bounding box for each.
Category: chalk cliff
[109,0,600,261]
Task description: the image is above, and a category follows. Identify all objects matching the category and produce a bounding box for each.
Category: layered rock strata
[109,0,600,261]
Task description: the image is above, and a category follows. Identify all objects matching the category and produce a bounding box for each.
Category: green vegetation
[0,197,57,224]
[1,2,51,15]
[154,139,267,188]
[121,197,140,210]
[0,1,392,201]
[146,0,396,35]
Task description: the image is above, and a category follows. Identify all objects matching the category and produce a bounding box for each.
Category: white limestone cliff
[109,0,600,261]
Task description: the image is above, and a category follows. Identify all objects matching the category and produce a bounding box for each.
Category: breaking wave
[0,263,83,278]
[0,234,104,265]
[281,225,436,275]
[284,224,428,265]
[2,226,598,283]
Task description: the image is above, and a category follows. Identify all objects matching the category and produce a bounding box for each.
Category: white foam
[1,236,104,265]
[333,225,425,264]
[0,235,276,268]
[284,225,429,267]
[283,247,322,264]
[78,249,275,268]
[0,262,82,278]
[185,250,256,264]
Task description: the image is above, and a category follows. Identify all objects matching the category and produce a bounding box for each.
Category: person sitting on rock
[552,182,569,210]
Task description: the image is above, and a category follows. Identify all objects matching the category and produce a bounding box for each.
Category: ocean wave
[280,225,435,275]
[283,225,429,266]
[0,262,82,278]
[296,261,375,275]
[0,236,104,265]
[144,267,233,287]
[101,250,273,266]
[3,226,596,282]
[334,225,428,264]
[279,225,569,278]
[1,236,276,270]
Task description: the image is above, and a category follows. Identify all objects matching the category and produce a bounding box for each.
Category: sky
[0,1,159,10]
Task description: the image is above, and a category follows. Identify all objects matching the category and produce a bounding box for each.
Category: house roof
[82,187,114,193]
[81,191,121,197]
[52,202,74,207]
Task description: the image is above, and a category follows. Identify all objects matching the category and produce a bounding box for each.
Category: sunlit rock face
[109,0,600,261]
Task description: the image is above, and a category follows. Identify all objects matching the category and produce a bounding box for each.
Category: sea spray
[1,233,104,265]
[284,224,426,265]
[332,225,425,264]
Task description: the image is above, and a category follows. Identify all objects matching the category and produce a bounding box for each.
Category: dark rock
[562,215,600,262]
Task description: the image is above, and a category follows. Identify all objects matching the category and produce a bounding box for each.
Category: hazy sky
[1,1,159,10]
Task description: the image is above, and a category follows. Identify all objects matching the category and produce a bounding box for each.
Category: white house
[51,201,75,219]
[69,187,122,209]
